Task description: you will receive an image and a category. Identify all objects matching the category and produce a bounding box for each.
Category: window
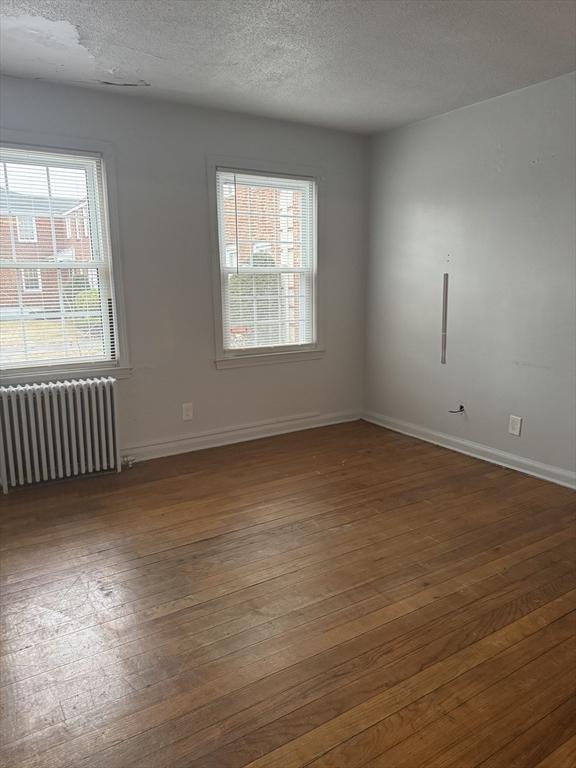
[215,169,317,358]
[0,146,120,373]
[16,215,37,242]
[21,269,42,293]
[56,247,75,261]
[65,216,72,239]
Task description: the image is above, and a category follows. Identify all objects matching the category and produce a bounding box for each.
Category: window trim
[0,132,130,384]
[16,214,38,243]
[207,156,324,368]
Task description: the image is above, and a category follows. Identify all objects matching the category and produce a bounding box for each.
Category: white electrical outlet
[182,402,194,421]
[508,415,522,437]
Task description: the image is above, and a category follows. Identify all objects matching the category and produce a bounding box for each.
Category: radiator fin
[0,377,120,494]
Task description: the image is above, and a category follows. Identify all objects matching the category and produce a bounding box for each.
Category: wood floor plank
[1,491,565,669]
[0,421,574,768]
[3,487,570,664]
[362,645,574,767]
[533,735,576,767]
[203,591,576,768]
[303,611,576,768]
[472,697,576,768]
[3,532,572,767]
[132,576,576,768]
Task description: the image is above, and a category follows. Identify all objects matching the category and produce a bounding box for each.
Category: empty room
[0,0,575,766]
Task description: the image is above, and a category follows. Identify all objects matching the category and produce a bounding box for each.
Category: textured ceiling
[1,0,575,133]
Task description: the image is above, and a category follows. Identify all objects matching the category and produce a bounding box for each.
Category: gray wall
[366,73,576,477]
[0,77,368,452]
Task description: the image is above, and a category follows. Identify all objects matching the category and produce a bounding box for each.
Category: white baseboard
[123,406,575,491]
[125,410,361,462]
[363,411,576,490]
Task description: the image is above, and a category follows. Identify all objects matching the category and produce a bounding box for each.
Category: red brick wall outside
[0,207,92,310]
[222,185,302,267]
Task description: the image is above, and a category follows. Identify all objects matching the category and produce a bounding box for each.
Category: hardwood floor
[0,420,575,768]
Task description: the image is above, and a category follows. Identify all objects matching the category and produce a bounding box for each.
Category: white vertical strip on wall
[441,273,449,364]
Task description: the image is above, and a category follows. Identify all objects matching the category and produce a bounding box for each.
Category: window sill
[0,365,133,386]
[215,348,325,369]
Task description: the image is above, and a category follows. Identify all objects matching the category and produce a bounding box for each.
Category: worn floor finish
[1,421,575,768]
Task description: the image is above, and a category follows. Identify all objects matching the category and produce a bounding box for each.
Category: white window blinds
[0,146,119,371]
[216,169,317,353]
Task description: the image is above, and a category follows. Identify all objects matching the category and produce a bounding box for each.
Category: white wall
[2,73,574,485]
[0,77,368,455]
[366,73,576,485]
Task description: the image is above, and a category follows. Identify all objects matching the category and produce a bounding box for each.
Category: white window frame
[65,216,72,239]
[16,215,38,243]
[0,133,131,385]
[21,268,42,293]
[208,156,324,369]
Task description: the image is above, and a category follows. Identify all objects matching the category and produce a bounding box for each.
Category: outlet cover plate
[508,415,522,437]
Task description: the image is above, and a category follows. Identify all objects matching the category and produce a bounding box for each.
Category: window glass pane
[16,215,37,242]
[0,266,107,368]
[21,268,42,292]
[1,163,96,264]
[223,272,313,350]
